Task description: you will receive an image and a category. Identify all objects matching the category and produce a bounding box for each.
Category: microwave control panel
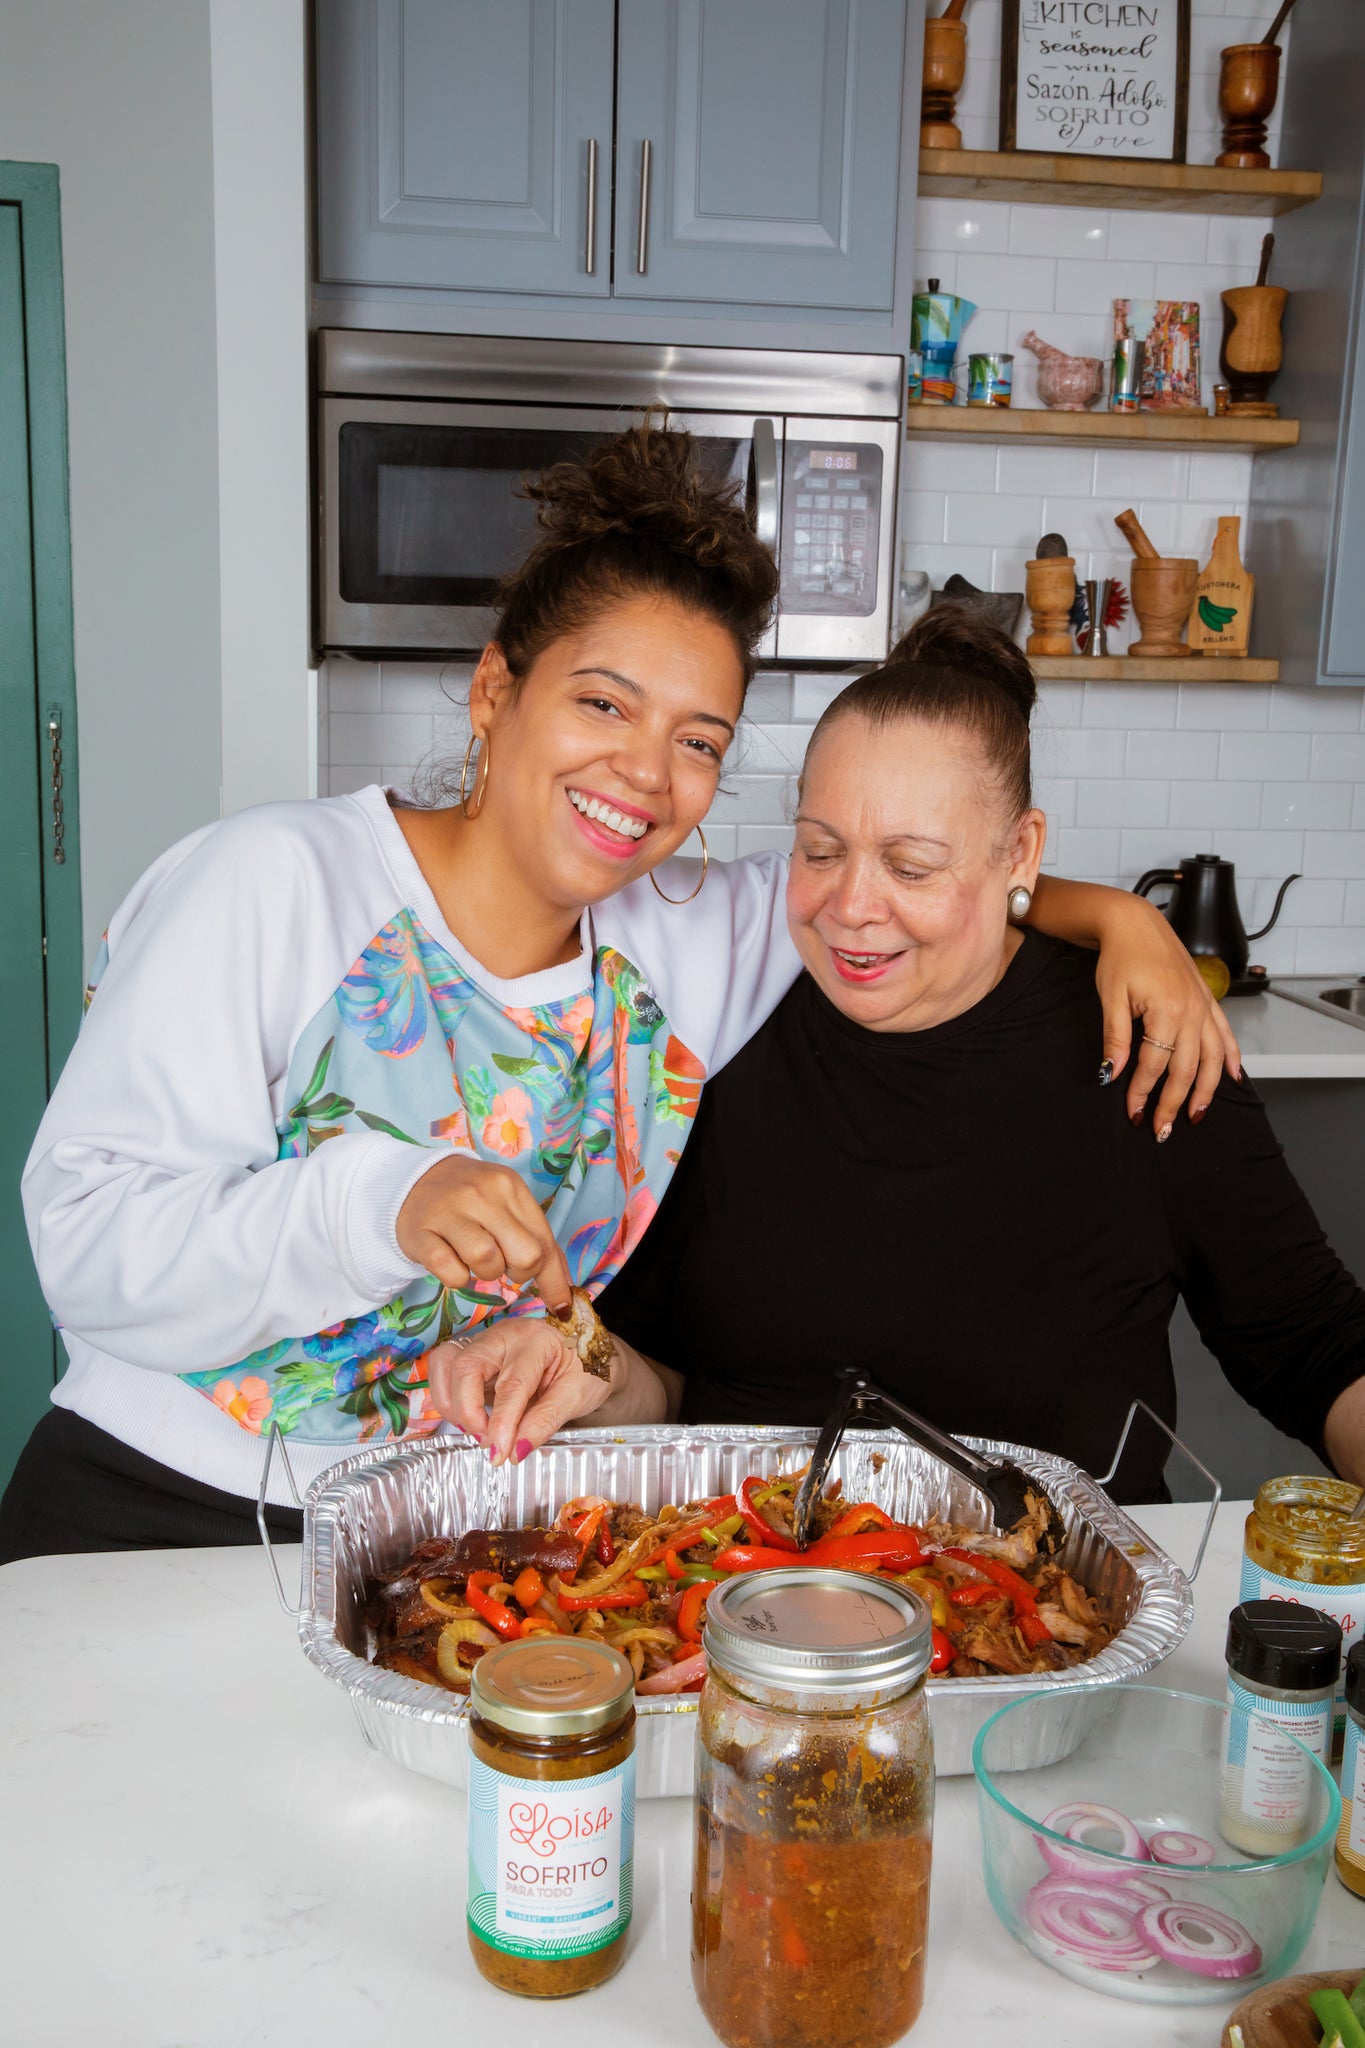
[780,441,884,616]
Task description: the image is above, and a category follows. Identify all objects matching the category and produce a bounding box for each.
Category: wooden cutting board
[1222,1969,1362,2046]
[1188,513,1255,655]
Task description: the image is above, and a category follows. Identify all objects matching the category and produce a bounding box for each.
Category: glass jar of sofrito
[1241,1476,1365,1748]
[467,1637,635,1998]
[692,1567,934,2048]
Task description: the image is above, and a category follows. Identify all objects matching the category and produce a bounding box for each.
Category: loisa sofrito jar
[466,1637,635,1998]
[692,1566,934,2048]
[1241,1476,1365,1748]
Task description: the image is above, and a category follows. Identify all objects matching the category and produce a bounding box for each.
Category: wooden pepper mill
[1222,236,1288,418]
[1025,534,1076,658]
[1115,509,1199,659]
[922,0,969,151]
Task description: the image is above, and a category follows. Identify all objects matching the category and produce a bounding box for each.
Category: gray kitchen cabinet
[1248,6,1365,686]
[612,0,906,312]
[315,0,908,319]
[316,0,616,297]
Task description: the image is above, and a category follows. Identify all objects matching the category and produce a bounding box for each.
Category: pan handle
[1094,1400,1222,1583]
[256,1421,305,1617]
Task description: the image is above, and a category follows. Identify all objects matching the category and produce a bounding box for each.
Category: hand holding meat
[426,1309,619,1464]
[395,1154,573,1309]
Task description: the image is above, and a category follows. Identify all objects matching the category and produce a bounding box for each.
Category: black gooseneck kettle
[1134,854,1300,994]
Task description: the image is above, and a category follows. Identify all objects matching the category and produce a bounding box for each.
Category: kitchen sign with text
[1000,0,1190,162]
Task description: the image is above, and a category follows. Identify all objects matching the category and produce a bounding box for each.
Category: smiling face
[788,711,1047,1033]
[469,592,745,914]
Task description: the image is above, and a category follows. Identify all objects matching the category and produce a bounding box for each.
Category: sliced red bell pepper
[556,1579,649,1613]
[939,1547,1053,1648]
[714,1545,802,1574]
[803,1531,927,1570]
[466,1571,524,1640]
[596,1523,616,1567]
[634,1521,711,1572]
[930,1625,954,1673]
[825,1502,899,1538]
[947,1582,1000,1607]
[702,1493,737,1521]
[677,1579,718,1643]
[664,1548,686,1582]
[739,1476,800,1552]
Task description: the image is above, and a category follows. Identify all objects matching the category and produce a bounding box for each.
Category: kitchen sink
[1271,976,1365,1030]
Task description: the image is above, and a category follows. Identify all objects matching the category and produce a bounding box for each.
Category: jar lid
[703,1568,931,1697]
[1346,1639,1365,1714]
[471,1637,634,1738]
[1226,1599,1342,1692]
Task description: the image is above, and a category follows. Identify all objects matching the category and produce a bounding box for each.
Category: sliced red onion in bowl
[1101,1871,1173,1907]
[1147,1829,1216,1869]
[1035,1799,1150,1877]
[1134,1900,1261,1980]
[1023,1878,1158,1974]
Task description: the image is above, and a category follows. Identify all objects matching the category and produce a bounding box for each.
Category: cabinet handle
[751,419,779,553]
[585,137,599,276]
[47,710,66,866]
[636,139,652,275]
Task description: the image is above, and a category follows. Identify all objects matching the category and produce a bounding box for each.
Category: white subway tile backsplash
[1304,833,1365,880]
[326,764,381,796]
[956,252,1058,309]
[1051,728,1128,779]
[996,445,1094,497]
[741,675,793,722]
[1077,778,1170,827]
[1092,449,1191,502]
[1108,212,1208,266]
[326,665,382,712]
[737,826,795,857]
[1126,730,1221,778]
[792,676,848,722]
[1346,883,1365,926]
[735,725,809,775]
[1168,780,1262,829]
[712,777,794,827]
[1311,734,1365,782]
[902,441,998,494]
[1177,682,1271,730]
[330,711,433,765]
[1121,825,1215,874]
[1295,929,1365,975]
[915,198,1009,253]
[1261,782,1354,831]
[1008,205,1109,259]
[1083,683,1180,731]
[945,493,1042,547]
[1213,830,1306,875]
[1220,732,1312,780]
[900,541,995,589]
[381,665,467,713]
[1270,688,1365,732]
[1259,879,1345,928]
[1054,259,1155,313]
[1034,777,1078,828]
[1054,827,1122,877]
[1356,785,1365,831]
[901,492,948,543]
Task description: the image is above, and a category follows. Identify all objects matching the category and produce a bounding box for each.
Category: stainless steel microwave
[316,331,903,665]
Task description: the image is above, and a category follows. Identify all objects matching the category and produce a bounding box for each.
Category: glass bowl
[973,1685,1340,2005]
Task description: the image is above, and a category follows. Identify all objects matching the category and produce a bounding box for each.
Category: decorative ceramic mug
[967,352,1013,407]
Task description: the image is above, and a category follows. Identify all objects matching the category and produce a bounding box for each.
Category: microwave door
[320,399,784,659]
[774,416,900,665]
[663,410,783,663]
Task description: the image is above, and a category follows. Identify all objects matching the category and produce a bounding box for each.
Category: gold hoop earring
[650,829,709,905]
[459,733,490,820]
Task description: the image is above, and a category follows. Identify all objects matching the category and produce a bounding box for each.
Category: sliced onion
[637,1648,707,1694]
[1102,1872,1173,1908]
[1135,1900,1262,1981]
[1031,1872,1170,1916]
[1024,1878,1158,1974]
[1147,1829,1216,1869]
[1036,1800,1150,1877]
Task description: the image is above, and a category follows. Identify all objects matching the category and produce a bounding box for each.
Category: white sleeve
[606,850,801,1076]
[22,809,439,1375]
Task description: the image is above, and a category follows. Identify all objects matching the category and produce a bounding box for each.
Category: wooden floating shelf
[918,149,1322,217]
[1031,655,1279,682]
[906,405,1300,451]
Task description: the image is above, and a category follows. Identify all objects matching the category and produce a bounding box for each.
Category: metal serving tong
[790,1369,1066,1553]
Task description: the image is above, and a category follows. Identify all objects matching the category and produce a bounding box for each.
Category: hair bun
[526,417,747,570]
[894,602,1037,722]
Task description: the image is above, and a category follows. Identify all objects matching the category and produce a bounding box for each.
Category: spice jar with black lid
[467,1636,635,1998]
[1218,1598,1340,1858]
[1335,1640,1365,1896]
[693,1566,934,2048]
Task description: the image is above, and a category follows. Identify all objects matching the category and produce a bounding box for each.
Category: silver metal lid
[471,1638,634,1738]
[703,1568,931,1697]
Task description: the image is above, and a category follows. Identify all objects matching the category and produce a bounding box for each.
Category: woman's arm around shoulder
[1028,874,1240,1130]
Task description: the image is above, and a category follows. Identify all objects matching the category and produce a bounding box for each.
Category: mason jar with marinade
[692,1567,934,2048]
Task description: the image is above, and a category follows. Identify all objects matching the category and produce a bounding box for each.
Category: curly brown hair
[494,417,780,686]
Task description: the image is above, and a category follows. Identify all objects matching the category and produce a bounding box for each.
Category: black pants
[0,1407,304,1563]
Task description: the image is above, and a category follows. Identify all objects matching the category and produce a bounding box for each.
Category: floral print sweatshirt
[23,787,797,1504]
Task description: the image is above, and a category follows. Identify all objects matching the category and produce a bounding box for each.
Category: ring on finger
[1144,1036,1177,1054]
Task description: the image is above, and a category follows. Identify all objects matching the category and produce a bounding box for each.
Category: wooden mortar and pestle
[1114,509,1199,659]
[1221,234,1289,418]
[922,0,969,151]
[1025,533,1076,658]
[1217,0,1297,170]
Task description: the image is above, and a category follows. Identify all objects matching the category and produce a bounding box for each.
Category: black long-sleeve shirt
[597,930,1365,1501]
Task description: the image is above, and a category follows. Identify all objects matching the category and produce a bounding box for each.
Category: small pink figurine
[1021,331,1105,411]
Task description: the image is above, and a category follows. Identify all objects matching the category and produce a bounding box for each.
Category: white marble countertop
[1223,990,1365,1079]
[4,1502,1363,2048]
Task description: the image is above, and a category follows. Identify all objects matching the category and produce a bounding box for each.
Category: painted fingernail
[1191,1105,1207,1125]
[1157,1123,1173,1145]
[487,1443,499,1463]
[515,1437,533,1464]
[1130,1109,1144,1127]
[1098,1059,1114,1086]
[1232,1064,1244,1084]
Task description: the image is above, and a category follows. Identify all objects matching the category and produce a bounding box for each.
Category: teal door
[0,166,81,1493]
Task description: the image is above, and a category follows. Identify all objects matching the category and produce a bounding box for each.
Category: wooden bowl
[1222,1968,1362,2047]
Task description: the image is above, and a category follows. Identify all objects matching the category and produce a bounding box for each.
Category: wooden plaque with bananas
[1189,514,1255,655]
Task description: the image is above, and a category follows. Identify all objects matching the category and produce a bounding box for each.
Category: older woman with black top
[584,610,1365,1501]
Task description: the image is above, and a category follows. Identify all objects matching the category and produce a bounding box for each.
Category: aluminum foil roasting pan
[297,1426,1192,1796]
